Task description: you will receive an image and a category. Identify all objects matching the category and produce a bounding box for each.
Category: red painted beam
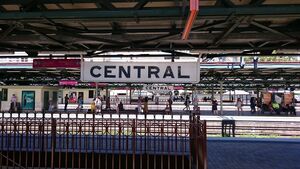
[182,0,199,40]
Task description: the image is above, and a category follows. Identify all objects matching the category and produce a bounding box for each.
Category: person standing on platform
[155,94,160,105]
[64,94,69,112]
[212,99,218,115]
[183,95,190,111]
[115,95,120,113]
[10,94,17,112]
[236,98,243,115]
[95,96,102,113]
[165,103,170,114]
[106,96,111,110]
[91,98,96,114]
[250,97,257,114]
[193,95,199,113]
[137,96,142,114]
[144,96,149,114]
[48,98,53,112]
[77,96,83,112]
[168,96,173,113]
[118,101,124,111]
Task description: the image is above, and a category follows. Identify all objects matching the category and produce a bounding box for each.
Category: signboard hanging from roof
[81,62,199,83]
[143,85,174,92]
[33,59,80,68]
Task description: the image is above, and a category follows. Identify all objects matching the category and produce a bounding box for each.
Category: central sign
[81,62,199,83]
[143,85,174,92]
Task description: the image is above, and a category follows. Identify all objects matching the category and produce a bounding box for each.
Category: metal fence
[0,112,207,169]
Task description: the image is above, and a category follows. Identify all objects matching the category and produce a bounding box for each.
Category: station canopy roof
[1,0,300,89]
[0,0,299,54]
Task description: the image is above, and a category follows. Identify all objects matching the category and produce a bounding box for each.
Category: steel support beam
[32,30,71,49]
[0,5,6,12]
[21,0,43,11]
[0,24,18,40]
[134,0,149,10]
[24,24,127,45]
[215,0,235,7]
[96,0,115,10]
[211,17,244,47]
[137,19,230,44]
[249,0,266,6]
[0,6,300,20]
[251,21,300,42]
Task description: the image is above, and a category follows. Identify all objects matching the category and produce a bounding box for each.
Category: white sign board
[143,85,174,92]
[81,62,199,83]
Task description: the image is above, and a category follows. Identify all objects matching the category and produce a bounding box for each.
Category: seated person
[118,101,124,111]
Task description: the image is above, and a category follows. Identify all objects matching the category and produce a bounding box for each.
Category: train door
[53,91,58,108]
[0,90,2,111]
[43,91,49,111]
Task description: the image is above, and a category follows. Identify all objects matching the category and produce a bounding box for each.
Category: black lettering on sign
[90,66,101,78]
[148,66,160,78]
[119,66,130,78]
[133,66,145,78]
[104,66,116,78]
[163,66,175,78]
[178,66,189,78]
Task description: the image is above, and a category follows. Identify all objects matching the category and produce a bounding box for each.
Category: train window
[1,88,7,101]
[89,90,94,98]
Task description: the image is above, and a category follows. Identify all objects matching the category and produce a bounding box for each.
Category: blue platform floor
[207,138,300,169]
[1,135,299,169]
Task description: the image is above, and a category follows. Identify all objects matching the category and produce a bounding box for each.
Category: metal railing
[0,112,207,169]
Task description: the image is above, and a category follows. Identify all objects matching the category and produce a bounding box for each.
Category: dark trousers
[64,103,68,111]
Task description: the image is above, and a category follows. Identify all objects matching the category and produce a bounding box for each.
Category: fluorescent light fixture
[38,51,87,55]
[0,51,15,55]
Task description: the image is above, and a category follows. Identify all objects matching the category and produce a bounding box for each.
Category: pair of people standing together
[212,98,243,115]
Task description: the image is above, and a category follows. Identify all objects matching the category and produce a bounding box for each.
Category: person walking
[64,94,69,112]
[236,98,243,115]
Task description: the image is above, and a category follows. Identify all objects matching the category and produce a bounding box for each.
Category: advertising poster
[22,91,35,110]
[69,92,77,103]
[263,92,271,104]
[284,93,293,105]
